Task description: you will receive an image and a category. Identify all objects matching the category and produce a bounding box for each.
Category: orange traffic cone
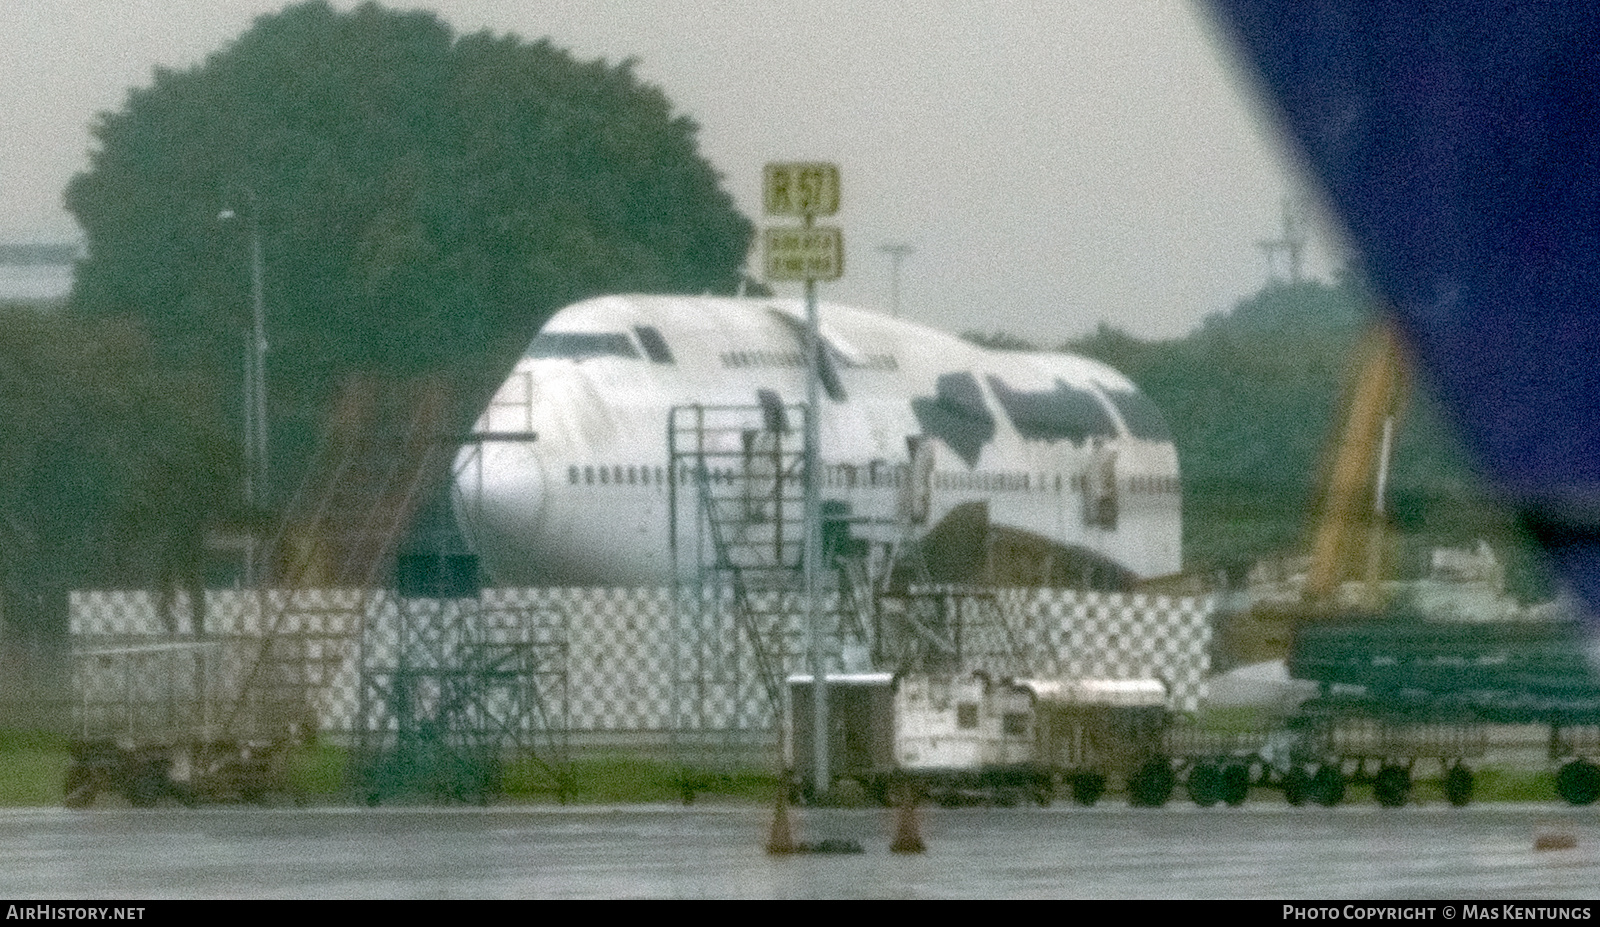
[890,798,925,854]
[767,790,798,855]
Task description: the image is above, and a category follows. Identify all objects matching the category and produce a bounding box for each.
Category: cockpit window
[527,331,639,360]
[1101,387,1172,442]
[634,325,675,364]
[985,375,1118,444]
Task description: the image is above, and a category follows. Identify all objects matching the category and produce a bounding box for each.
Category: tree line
[973,276,1552,600]
[0,2,754,687]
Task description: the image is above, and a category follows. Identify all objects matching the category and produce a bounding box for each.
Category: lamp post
[220,196,268,587]
[763,162,843,794]
[878,243,914,317]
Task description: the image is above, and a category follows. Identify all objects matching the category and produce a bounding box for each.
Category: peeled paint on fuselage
[454,294,1181,587]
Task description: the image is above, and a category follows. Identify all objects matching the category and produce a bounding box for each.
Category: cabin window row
[569,464,667,486]
[925,472,1180,495]
[720,350,807,369]
[566,463,798,488]
[567,462,1179,495]
[820,468,1179,494]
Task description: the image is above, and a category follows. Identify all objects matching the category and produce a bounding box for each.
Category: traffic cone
[890,798,925,854]
[766,790,797,855]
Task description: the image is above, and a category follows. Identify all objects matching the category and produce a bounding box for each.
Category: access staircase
[224,374,458,745]
[667,403,809,751]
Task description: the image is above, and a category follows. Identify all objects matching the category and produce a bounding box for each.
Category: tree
[1063,279,1544,592]
[0,304,237,722]
[65,0,753,507]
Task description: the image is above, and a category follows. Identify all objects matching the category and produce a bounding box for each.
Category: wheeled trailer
[1162,704,1486,809]
[785,671,1172,806]
[66,638,304,807]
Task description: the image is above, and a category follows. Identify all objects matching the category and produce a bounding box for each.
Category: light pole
[220,195,268,587]
[763,161,843,795]
[878,243,914,317]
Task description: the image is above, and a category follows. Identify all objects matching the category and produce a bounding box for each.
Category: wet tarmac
[1,802,1598,899]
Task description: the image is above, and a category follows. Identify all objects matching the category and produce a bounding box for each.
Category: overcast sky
[0,0,1347,342]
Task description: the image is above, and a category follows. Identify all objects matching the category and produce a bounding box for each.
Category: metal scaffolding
[667,402,809,770]
[351,552,570,804]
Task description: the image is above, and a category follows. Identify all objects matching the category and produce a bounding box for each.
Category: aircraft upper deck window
[633,325,674,364]
[527,331,639,360]
[985,375,1117,444]
[911,372,996,467]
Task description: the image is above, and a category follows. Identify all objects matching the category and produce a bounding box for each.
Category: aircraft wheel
[1557,760,1600,806]
[1373,765,1411,808]
[1443,763,1474,807]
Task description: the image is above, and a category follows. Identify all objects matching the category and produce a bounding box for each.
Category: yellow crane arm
[1304,321,1409,602]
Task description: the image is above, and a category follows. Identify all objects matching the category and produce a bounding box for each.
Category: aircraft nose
[454,437,547,581]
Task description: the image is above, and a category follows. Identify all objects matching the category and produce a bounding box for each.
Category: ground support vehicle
[785,673,899,804]
[1137,613,1600,810]
[890,672,1047,807]
[1166,726,1272,807]
[785,671,1170,806]
[1022,678,1170,806]
[65,640,301,808]
[1288,615,1600,807]
[784,612,1600,808]
[1292,701,1485,807]
[1162,703,1486,809]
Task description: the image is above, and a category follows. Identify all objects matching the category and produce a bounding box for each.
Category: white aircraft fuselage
[453,295,1181,587]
